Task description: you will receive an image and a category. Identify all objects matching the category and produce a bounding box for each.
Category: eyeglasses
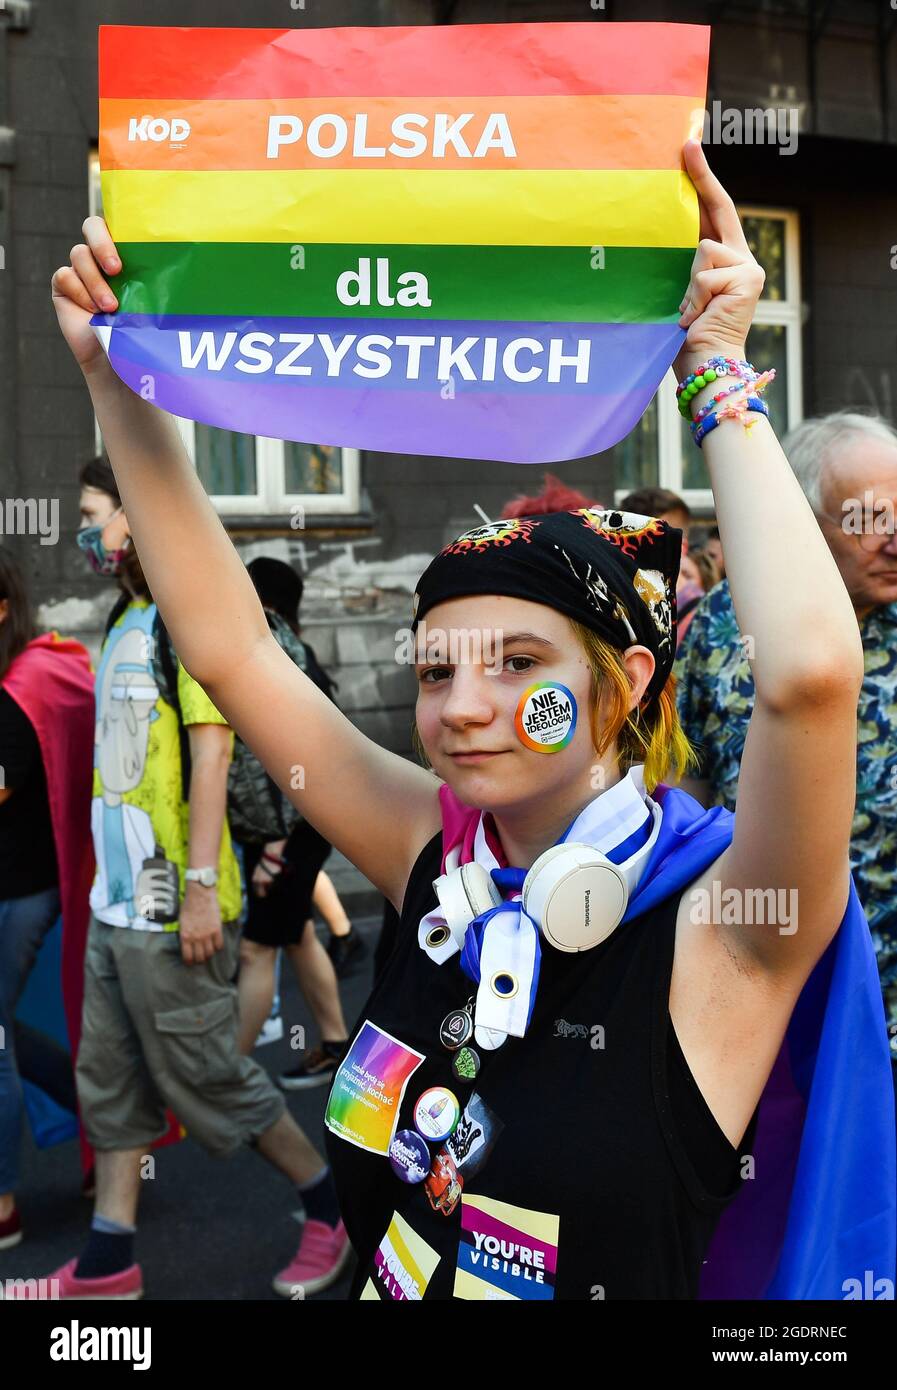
[817,507,897,552]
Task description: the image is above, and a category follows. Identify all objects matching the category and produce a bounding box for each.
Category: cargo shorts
[76,914,285,1156]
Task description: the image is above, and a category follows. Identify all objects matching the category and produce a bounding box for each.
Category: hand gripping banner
[92,22,709,464]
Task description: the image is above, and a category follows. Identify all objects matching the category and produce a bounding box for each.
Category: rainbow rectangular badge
[324,1020,425,1156]
[454,1193,559,1300]
[92,22,708,464]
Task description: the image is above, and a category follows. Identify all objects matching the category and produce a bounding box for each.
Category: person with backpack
[15,459,349,1300]
[245,557,367,982]
[231,556,356,1088]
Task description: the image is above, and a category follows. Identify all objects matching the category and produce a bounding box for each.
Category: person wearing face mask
[0,548,94,1252]
[15,460,348,1300]
[33,141,896,1300]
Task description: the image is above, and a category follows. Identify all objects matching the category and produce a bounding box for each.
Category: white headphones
[431,806,661,955]
[429,861,502,955]
[522,842,641,951]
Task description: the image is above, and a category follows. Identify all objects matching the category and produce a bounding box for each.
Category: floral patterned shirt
[675,581,897,1036]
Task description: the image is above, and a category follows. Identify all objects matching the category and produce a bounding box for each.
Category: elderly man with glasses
[675,410,897,1061]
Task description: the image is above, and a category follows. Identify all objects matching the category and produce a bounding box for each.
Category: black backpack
[226,612,338,845]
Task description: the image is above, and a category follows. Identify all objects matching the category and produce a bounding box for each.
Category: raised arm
[52,221,442,910]
[674,142,864,978]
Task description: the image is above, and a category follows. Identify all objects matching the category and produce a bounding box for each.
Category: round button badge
[439,1007,473,1051]
[514,682,577,754]
[414,1086,461,1144]
[388,1129,431,1184]
[452,1046,481,1084]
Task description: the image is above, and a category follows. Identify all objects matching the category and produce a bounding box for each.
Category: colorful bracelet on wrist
[691,376,766,426]
[676,354,776,448]
[692,395,770,448]
[676,356,756,418]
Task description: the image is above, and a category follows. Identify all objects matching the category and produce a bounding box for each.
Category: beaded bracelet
[691,377,761,426]
[690,366,775,429]
[693,395,769,448]
[676,356,757,418]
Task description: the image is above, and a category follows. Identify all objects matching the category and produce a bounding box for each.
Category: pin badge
[414,1086,461,1144]
[452,1046,481,1084]
[439,1005,473,1051]
[514,682,577,754]
[388,1129,431,1184]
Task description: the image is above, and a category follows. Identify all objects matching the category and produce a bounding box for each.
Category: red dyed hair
[500,472,600,518]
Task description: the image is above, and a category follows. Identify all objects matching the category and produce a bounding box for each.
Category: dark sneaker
[279,1043,345,1091]
[0,1206,22,1251]
[327,928,368,979]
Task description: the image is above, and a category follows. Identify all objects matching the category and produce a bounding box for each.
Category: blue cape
[632,785,896,1300]
[16,914,79,1149]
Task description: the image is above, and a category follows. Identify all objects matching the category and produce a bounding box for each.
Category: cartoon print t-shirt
[89,599,241,930]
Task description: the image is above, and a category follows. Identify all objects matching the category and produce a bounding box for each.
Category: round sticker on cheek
[514,682,577,753]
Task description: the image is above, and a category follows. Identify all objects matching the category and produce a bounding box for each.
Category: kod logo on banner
[128,116,191,143]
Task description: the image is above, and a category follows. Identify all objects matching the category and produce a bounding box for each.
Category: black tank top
[325,834,756,1301]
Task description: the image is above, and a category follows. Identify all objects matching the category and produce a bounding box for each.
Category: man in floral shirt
[675,412,897,1047]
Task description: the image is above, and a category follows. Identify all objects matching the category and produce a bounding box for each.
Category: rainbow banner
[92,23,709,464]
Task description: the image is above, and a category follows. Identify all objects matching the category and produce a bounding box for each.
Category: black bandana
[411,509,682,706]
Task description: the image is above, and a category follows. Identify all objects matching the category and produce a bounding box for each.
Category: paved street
[0,915,384,1302]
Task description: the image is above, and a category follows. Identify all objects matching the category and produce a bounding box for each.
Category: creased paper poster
[91,22,709,464]
[324,1020,425,1156]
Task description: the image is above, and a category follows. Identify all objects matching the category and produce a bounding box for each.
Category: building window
[615,207,802,511]
[88,153,361,518]
[169,420,360,517]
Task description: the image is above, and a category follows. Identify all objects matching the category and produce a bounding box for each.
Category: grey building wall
[2,0,896,762]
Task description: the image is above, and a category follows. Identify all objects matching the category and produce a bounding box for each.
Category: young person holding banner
[45,141,894,1300]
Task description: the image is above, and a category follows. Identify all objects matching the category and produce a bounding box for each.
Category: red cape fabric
[2,634,96,1168]
[3,631,185,1164]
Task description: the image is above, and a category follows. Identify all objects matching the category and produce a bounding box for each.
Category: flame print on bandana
[574,509,666,559]
[441,518,539,556]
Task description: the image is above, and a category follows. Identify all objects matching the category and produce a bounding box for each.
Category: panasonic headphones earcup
[432,861,502,949]
[522,842,628,953]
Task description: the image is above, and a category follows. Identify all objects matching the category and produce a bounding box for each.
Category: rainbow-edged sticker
[325,1020,425,1156]
[514,683,577,753]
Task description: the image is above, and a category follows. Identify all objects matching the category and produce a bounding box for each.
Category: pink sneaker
[0,1206,22,1251]
[272,1219,351,1298]
[2,1257,143,1300]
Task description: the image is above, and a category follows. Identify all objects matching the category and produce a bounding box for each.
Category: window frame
[172,420,362,518]
[88,150,362,519]
[615,205,803,513]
